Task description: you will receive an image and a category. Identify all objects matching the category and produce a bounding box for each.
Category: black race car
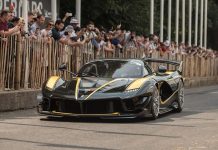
[37,58,184,119]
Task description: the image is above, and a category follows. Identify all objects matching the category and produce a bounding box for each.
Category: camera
[80,35,85,41]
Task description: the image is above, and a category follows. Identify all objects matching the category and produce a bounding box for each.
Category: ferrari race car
[37,58,184,119]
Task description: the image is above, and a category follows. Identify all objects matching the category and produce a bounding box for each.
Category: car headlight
[46,76,60,91]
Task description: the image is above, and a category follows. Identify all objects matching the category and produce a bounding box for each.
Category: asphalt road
[0,85,218,150]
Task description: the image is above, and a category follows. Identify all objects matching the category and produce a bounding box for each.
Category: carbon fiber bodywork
[37,59,184,119]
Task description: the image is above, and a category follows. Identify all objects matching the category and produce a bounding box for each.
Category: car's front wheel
[150,87,160,120]
[174,80,184,112]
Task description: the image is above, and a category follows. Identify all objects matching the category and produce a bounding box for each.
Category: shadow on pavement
[39,109,202,125]
[0,107,211,125]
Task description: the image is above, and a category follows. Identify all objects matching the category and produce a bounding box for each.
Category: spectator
[18,17,28,37]
[70,17,80,28]
[8,17,20,28]
[126,31,137,48]
[141,34,150,57]
[85,21,98,40]
[8,11,14,22]
[67,18,80,39]
[30,14,45,34]
[0,10,20,37]
[28,12,37,33]
[62,12,73,26]
[103,34,115,53]
[111,25,124,53]
[85,21,100,53]
[31,27,41,39]
[61,25,86,47]
[41,20,54,38]
[68,18,87,41]
[179,43,187,55]
[52,20,65,43]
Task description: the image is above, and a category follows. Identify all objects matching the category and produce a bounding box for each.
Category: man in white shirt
[30,14,45,35]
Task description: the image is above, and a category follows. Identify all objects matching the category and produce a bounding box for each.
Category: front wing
[37,95,152,118]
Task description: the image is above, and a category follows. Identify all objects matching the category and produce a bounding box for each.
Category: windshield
[78,60,145,78]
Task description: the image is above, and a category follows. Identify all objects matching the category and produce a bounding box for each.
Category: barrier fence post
[0,37,6,90]
[190,56,194,78]
[15,35,21,90]
[24,37,30,89]
[0,40,2,90]
[48,40,52,77]
[215,58,217,77]
[76,47,81,73]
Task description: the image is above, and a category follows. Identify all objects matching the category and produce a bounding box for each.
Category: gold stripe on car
[75,78,81,99]
[85,78,123,100]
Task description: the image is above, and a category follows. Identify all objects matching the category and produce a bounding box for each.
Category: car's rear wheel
[150,87,160,120]
[174,80,184,112]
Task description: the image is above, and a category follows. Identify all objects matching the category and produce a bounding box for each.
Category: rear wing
[143,58,183,73]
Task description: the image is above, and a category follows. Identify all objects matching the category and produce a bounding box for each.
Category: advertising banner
[0,0,53,18]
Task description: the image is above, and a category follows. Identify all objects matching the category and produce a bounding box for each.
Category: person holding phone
[62,12,73,25]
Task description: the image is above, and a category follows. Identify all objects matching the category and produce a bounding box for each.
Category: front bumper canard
[37,106,150,119]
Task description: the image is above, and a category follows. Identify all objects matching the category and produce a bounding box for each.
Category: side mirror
[158,65,167,73]
[58,64,77,77]
[59,64,67,71]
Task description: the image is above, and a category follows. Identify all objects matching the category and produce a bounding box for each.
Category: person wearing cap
[65,24,77,38]
[61,25,86,47]
[62,25,75,39]
[70,17,79,28]
[69,18,88,42]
